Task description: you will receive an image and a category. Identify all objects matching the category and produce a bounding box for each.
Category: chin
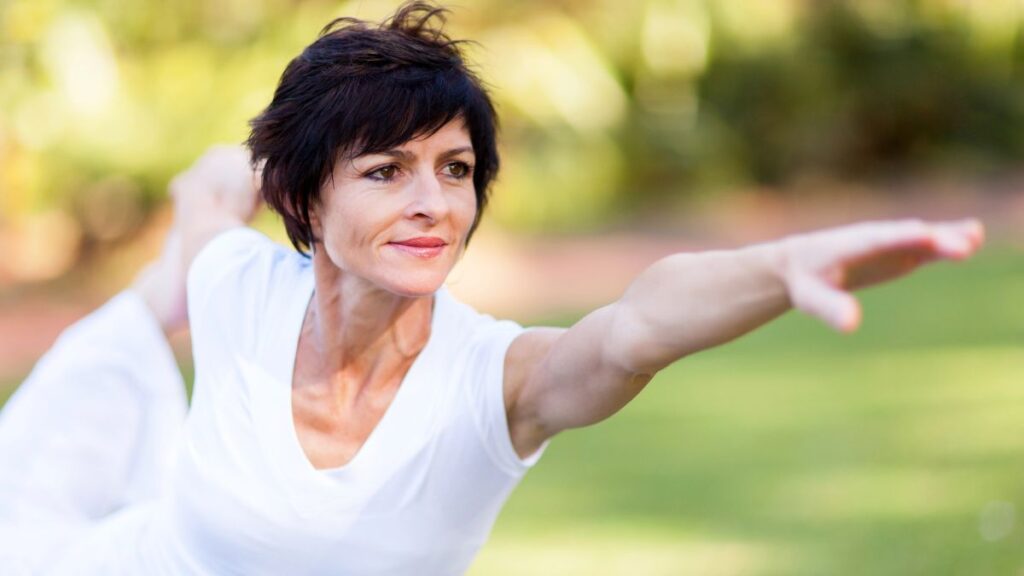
[376,270,448,298]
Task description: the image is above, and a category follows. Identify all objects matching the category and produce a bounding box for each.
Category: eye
[444,161,473,179]
[367,164,400,182]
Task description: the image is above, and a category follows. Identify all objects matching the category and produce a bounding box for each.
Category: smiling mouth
[387,238,448,258]
[392,237,446,248]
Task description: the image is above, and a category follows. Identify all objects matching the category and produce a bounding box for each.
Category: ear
[307,199,324,245]
[309,207,322,237]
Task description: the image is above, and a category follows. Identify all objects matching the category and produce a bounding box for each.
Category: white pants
[0,291,188,574]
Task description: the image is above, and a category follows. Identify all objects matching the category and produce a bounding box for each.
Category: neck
[305,248,434,376]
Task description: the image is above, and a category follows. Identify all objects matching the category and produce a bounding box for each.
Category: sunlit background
[2,1,1023,574]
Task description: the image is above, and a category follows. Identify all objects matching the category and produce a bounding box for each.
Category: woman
[0,3,984,575]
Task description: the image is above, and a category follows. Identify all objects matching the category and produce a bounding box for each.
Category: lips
[387,236,448,258]
[391,237,447,248]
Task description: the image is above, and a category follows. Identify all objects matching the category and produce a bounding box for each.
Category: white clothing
[0,291,188,575]
[2,228,545,575]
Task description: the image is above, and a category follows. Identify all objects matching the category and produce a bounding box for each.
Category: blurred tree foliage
[0,0,1021,277]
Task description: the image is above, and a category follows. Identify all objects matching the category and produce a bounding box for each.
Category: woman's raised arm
[503,218,985,458]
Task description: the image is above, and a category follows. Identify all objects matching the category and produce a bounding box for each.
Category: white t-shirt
[50,228,546,575]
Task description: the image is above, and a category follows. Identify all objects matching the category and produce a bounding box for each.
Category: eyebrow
[371,146,476,162]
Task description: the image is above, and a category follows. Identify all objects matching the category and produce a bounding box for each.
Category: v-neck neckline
[274,267,446,486]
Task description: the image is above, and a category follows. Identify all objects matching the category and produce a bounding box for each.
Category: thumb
[788,272,862,332]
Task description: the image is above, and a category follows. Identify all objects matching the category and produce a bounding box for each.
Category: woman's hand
[780,219,984,332]
[170,145,263,271]
[170,145,262,224]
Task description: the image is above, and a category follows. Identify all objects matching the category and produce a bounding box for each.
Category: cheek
[454,190,479,234]
[317,207,368,265]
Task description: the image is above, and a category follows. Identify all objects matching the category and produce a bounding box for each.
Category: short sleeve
[462,320,549,477]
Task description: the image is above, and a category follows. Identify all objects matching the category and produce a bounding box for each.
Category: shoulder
[435,290,527,364]
[186,227,308,348]
[187,228,278,303]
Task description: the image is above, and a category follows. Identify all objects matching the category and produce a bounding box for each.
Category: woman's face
[311,119,478,297]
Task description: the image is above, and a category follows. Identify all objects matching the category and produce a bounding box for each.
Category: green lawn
[2,248,1021,574]
[471,247,1024,575]
[0,377,18,406]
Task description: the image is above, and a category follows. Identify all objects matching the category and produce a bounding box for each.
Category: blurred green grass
[0,247,1021,574]
[0,374,21,406]
[471,246,1024,575]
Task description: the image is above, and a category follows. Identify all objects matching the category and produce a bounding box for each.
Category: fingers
[784,217,983,333]
[931,218,984,259]
[847,218,985,262]
[789,272,862,333]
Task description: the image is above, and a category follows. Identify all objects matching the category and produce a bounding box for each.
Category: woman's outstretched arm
[504,219,985,458]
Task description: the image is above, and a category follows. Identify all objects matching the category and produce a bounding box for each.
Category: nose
[405,170,449,224]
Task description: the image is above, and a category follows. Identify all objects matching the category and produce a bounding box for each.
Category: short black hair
[247,1,499,255]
